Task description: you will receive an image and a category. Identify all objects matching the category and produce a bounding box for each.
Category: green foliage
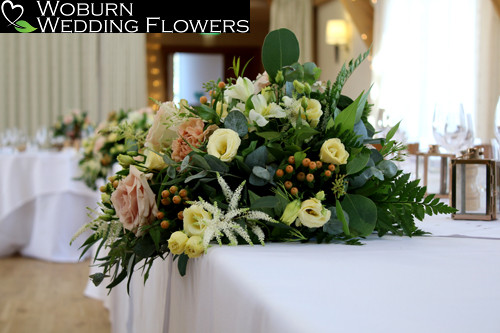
[261,28,300,81]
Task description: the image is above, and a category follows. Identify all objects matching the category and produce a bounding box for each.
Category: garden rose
[168,231,189,255]
[171,118,217,162]
[184,236,205,258]
[297,198,331,228]
[183,204,211,237]
[206,128,241,162]
[319,138,349,165]
[110,165,158,236]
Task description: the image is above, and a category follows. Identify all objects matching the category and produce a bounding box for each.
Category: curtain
[371,0,499,147]
[270,0,313,64]
[0,34,147,135]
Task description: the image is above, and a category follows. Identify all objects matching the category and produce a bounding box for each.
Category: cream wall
[316,0,372,101]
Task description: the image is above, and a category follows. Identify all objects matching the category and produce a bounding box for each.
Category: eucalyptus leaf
[190,154,211,170]
[303,62,321,84]
[245,146,268,168]
[261,28,300,80]
[252,166,271,181]
[204,154,229,173]
[377,160,398,179]
[185,170,209,183]
[180,155,190,172]
[224,111,248,137]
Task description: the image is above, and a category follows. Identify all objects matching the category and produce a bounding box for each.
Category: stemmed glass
[494,96,500,143]
[432,102,468,156]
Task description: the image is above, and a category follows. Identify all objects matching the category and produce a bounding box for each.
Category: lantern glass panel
[455,163,488,215]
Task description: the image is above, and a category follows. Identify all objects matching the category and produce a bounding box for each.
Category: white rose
[319,138,349,165]
[206,128,241,162]
[297,198,331,228]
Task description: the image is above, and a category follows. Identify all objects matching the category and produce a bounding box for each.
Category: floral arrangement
[73,29,455,291]
[52,109,92,142]
[77,107,154,190]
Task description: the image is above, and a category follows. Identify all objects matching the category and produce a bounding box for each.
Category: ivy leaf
[261,28,300,81]
[15,20,37,33]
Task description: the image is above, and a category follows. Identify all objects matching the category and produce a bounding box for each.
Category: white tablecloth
[0,149,99,262]
[87,214,500,333]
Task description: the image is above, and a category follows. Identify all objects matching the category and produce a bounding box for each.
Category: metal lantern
[451,148,497,220]
[415,145,454,198]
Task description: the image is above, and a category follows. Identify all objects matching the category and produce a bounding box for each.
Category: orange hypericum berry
[172,195,182,204]
[209,90,214,96]
[112,180,119,188]
[290,187,299,196]
[218,81,226,89]
[169,186,178,194]
[324,170,332,177]
[161,198,171,206]
[276,169,284,177]
[160,220,170,229]
[199,96,208,104]
[284,181,293,190]
[161,190,170,198]
[177,211,184,220]
[308,161,317,170]
[306,174,314,182]
[99,185,106,192]
[157,211,165,220]
[302,158,311,167]
[297,172,306,182]
[316,161,323,169]
[179,189,188,198]
[285,165,294,174]
[328,164,336,172]
[288,156,295,164]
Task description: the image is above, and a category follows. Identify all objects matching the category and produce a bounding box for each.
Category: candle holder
[451,147,497,220]
[415,145,454,198]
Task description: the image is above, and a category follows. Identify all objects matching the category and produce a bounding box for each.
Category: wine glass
[432,102,468,155]
[459,113,475,152]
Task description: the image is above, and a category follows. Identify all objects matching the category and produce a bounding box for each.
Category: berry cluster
[158,186,190,229]
[275,155,336,197]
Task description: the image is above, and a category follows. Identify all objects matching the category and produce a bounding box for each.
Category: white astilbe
[191,174,278,250]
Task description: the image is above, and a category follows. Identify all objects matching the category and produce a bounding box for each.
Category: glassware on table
[432,102,468,156]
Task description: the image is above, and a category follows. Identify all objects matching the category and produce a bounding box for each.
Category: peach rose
[110,165,158,236]
[171,118,217,162]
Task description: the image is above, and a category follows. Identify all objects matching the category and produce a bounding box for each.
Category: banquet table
[0,149,98,262]
[86,213,500,333]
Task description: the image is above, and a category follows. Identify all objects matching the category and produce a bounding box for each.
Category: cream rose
[168,231,189,255]
[183,205,211,237]
[110,165,158,236]
[184,236,205,258]
[206,128,241,162]
[297,198,331,228]
[319,138,349,165]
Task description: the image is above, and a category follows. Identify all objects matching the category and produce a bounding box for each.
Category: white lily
[226,77,254,102]
[249,94,286,127]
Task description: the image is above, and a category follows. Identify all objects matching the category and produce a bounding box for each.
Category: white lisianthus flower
[304,98,323,128]
[184,236,205,258]
[183,205,212,237]
[168,231,189,255]
[206,128,241,162]
[249,95,286,127]
[296,198,331,228]
[319,138,349,165]
[144,150,167,170]
[282,96,322,128]
[226,77,254,102]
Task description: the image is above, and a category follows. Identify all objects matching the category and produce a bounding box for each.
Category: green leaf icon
[15,20,37,33]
